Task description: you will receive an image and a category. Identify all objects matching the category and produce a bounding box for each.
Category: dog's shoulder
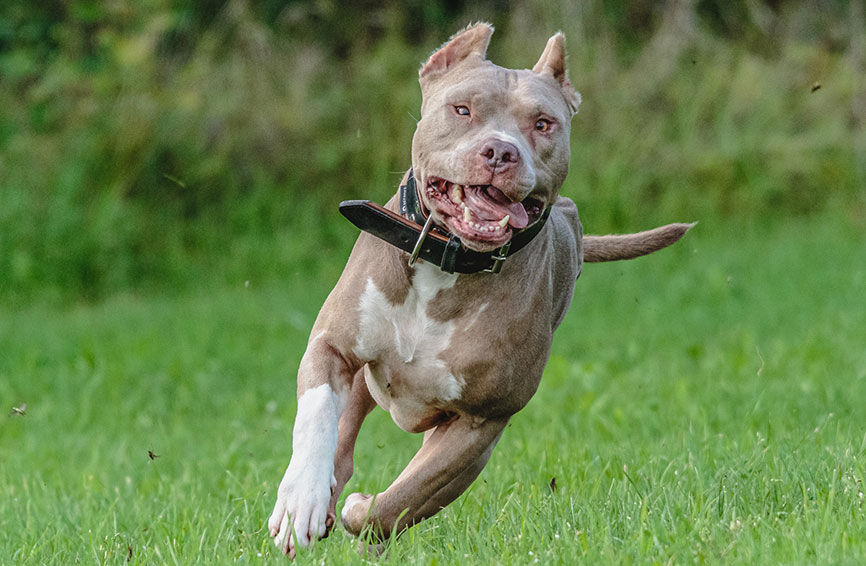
[545,195,583,263]
[544,196,583,328]
[550,195,582,239]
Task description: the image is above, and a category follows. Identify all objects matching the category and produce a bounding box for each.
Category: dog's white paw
[268,460,337,556]
[268,383,345,556]
[341,492,367,522]
[341,492,375,536]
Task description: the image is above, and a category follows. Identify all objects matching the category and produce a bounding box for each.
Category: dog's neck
[397,170,428,226]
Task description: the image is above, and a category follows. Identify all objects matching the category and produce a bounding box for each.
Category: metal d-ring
[485,241,511,274]
[408,214,435,267]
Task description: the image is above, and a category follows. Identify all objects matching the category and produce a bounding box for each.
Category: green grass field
[2,213,866,565]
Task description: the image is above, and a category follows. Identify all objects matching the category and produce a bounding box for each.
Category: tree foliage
[1,0,864,301]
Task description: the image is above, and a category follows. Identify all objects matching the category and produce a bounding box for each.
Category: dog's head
[411,23,581,252]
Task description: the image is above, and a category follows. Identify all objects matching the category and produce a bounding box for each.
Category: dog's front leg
[341,414,508,540]
[327,367,377,532]
[268,332,356,557]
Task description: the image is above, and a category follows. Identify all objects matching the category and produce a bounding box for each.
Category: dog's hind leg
[325,367,377,535]
[340,414,507,540]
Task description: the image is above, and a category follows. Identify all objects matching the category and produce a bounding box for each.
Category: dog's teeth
[453,185,463,204]
[464,207,472,223]
[498,215,510,229]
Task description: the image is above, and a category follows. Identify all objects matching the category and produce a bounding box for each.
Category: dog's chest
[352,263,466,432]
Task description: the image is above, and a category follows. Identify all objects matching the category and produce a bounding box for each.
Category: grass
[2,212,866,564]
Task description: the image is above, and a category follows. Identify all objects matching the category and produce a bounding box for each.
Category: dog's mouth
[424,177,544,251]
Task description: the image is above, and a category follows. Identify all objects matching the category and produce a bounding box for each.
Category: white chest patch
[354,263,457,364]
[353,263,464,426]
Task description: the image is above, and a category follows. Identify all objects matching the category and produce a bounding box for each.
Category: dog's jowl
[267,23,692,557]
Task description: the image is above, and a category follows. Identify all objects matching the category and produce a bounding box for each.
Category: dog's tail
[583,222,696,263]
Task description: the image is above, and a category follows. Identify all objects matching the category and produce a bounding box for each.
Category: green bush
[1,0,864,302]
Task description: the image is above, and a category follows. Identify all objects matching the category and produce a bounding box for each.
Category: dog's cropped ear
[533,33,581,113]
[420,23,494,79]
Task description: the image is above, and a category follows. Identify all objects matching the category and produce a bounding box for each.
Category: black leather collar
[339,170,550,274]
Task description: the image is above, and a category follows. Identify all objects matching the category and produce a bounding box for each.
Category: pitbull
[267,23,692,557]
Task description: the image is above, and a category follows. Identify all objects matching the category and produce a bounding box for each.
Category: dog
[267,23,692,557]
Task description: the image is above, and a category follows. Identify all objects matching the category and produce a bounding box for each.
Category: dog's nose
[480,139,520,171]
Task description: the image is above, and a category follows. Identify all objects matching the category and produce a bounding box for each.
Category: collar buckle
[484,241,511,274]
[408,214,435,267]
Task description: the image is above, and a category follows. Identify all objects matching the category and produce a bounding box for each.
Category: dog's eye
[535,119,552,132]
[454,105,470,117]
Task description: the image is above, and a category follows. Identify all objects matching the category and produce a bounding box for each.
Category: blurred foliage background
[1,0,864,303]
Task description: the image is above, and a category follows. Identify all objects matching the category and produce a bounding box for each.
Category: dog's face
[412,24,581,252]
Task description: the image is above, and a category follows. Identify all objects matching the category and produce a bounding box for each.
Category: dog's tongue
[464,186,530,229]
